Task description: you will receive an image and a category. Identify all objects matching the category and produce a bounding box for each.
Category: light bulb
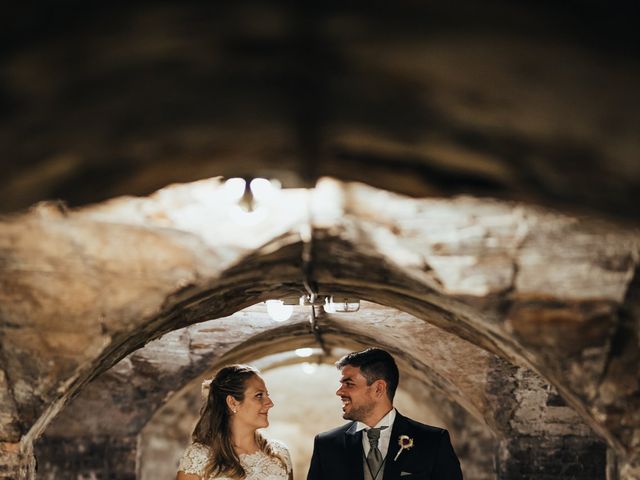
[266,300,293,322]
[295,348,313,358]
[225,177,276,226]
[249,178,280,203]
[222,178,246,202]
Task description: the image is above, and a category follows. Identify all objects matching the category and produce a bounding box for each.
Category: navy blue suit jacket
[307,412,463,480]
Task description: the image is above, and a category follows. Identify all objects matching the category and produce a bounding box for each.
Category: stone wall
[496,436,606,480]
[35,435,138,480]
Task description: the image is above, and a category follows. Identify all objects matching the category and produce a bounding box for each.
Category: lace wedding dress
[178,439,292,479]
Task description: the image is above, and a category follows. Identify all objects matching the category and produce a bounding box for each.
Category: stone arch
[136,351,498,480]
[36,302,601,479]
[1,179,638,477]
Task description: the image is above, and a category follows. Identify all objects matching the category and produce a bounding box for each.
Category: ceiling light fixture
[265,295,360,322]
[224,177,281,226]
[322,296,360,313]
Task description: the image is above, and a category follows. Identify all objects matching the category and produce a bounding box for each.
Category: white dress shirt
[355,408,397,460]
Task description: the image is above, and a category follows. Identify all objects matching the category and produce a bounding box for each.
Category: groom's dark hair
[336,348,399,401]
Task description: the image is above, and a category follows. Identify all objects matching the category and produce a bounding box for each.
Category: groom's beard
[342,401,375,422]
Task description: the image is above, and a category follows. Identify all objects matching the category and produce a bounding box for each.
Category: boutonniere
[393,435,414,461]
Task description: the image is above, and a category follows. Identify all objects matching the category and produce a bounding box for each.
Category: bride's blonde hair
[192,365,287,479]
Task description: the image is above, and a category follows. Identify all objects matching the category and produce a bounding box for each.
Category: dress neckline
[239,450,262,459]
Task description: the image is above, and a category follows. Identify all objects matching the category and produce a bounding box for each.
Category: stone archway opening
[33,299,605,480]
[138,358,497,480]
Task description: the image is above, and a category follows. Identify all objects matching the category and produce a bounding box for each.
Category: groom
[307,348,463,480]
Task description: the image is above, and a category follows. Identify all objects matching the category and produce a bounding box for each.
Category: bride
[177,364,293,480]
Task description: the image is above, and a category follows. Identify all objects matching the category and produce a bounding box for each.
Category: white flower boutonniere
[393,435,414,461]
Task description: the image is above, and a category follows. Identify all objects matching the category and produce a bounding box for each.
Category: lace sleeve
[178,442,210,476]
[270,439,293,474]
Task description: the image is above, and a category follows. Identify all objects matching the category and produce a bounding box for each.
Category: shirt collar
[354,408,396,432]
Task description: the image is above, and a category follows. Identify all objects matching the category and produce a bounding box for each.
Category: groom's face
[336,365,376,422]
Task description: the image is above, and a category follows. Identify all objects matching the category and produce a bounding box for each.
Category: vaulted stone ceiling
[1,1,639,220]
[1,2,640,479]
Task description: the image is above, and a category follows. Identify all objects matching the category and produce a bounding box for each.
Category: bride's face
[234,375,274,430]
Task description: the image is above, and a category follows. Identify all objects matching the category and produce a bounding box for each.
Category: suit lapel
[383,412,409,480]
[345,422,365,480]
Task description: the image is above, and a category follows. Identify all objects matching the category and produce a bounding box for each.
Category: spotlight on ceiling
[222,177,246,203]
[323,296,360,313]
[250,177,281,203]
[224,177,281,226]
